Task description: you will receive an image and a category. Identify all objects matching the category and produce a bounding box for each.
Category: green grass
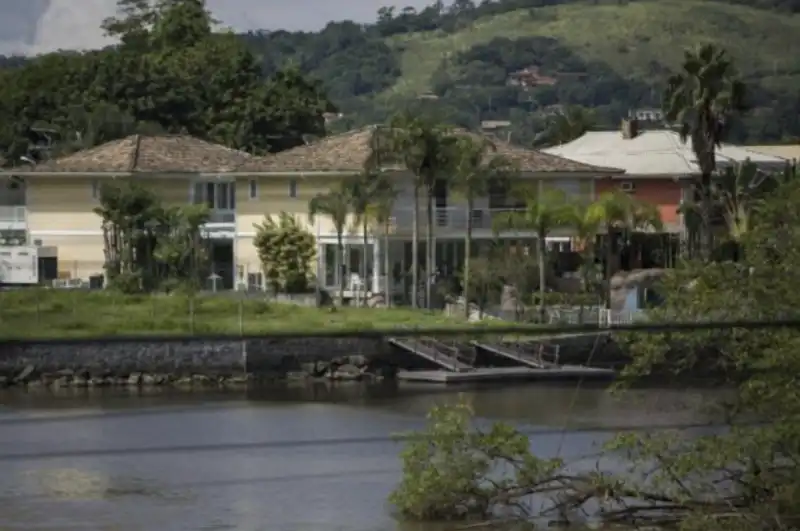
[0,290,496,339]
[384,0,800,96]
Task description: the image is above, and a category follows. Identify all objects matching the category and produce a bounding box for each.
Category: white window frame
[249,178,258,200]
[288,178,298,198]
[91,179,99,199]
[620,181,635,193]
[191,180,236,210]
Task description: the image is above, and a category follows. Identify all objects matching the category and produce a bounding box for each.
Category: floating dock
[397,365,615,384]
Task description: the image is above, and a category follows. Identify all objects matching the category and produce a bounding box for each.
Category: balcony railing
[0,206,26,224]
[390,207,527,232]
[206,210,235,224]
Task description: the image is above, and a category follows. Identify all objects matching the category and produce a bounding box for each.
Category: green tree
[0,0,333,163]
[94,182,209,293]
[308,188,351,302]
[252,213,316,294]
[344,168,393,301]
[449,134,516,318]
[373,113,457,308]
[390,398,564,521]
[567,201,603,312]
[664,44,747,261]
[533,105,594,148]
[367,174,398,307]
[586,190,662,307]
[493,188,574,321]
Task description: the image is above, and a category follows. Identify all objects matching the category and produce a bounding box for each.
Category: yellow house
[0,129,620,293]
[229,126,621,295]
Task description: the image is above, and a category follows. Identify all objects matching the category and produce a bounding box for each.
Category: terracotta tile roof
[238,126,622,174]
[237,127,378,173]
[14,134,252,173]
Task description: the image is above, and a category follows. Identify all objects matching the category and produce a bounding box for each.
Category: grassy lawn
[384,0,800,96]
[0,290,501,339]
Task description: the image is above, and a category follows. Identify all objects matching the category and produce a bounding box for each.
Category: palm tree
[493,188,574,321]
[586,191,663,308]
[345,168,395,303]
[663,43,746,260]
[367,175,398,307]
[567,202,603,305]
[308,187,350,303]
[533,105,594,148]
[683,160,768,261]
[372,112,457,309]
[449,134,516,318]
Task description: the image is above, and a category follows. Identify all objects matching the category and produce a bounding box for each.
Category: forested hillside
[0,0,798,163]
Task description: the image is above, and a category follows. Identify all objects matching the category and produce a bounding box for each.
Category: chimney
[621,118,639,139]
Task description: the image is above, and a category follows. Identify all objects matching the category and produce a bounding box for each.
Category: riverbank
[0,289,473,338]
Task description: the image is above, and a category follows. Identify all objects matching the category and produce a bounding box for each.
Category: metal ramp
[389,337,474,372]
[472,340,560,369]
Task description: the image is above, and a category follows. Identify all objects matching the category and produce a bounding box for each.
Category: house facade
[544,119,790,235]
[0,129,621,295]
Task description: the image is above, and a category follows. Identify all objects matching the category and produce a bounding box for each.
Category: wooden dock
[397,365,615,384]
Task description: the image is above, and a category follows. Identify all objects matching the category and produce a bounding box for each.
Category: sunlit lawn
[0,289,507,339]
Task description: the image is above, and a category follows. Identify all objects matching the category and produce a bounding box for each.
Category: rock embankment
[0,337,395,390]
[0,355,396,389]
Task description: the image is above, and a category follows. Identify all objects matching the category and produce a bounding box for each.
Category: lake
[0,382,720,531]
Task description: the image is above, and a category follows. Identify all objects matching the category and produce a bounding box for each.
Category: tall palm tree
[345,167,395,302]
[586,190,663,308]
[372,112,457,308]
[533,105,594,148]
[449,134,516,318]
[493,188,574,321]
[367,175,398,307]
[567,201,602,302]
[308,187,350,303]
[663,43,746,261]
[683,160,768,261]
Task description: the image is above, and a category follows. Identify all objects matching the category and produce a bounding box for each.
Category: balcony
[206,209,235,224]
[0,206,26,230]
[390,206,529,233]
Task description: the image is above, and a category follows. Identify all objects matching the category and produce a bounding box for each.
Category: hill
[1,0,798,148]
[242,0,800,143]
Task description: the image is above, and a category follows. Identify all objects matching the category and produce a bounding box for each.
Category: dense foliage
[252,213,317,294]
[392,174,800,529]
[95,182,209,293]
[0,0,332,164]
[2,0,797,152]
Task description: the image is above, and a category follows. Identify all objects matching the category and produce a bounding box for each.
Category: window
[620,181,635,193]
[91,179,99,199]
[192,181,235,209]
[249,179,258,199]
[288,178,298,198]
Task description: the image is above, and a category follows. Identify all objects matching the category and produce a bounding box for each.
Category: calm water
[0,382,720,531]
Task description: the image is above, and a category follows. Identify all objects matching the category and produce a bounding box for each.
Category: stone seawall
[0,337,392,389]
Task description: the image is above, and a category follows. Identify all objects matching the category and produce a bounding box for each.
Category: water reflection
[0,383,723,531]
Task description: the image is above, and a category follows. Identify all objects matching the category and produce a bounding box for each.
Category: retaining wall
[0,337,392,389]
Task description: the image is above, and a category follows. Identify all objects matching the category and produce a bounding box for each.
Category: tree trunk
[362,220,369,305]
[426,190,434,310]
[337,231,345,304]
[700,172,714,262]
[605,230,615,310]
[463,198,473,319]
[537,229,547,323]
[412,184,420,309]
[384,223,391,308]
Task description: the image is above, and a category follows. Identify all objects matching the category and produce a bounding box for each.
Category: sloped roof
[13,134,252,173]
[747,144,800,161]
[239,126,623,174]
[544,130,788,177]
